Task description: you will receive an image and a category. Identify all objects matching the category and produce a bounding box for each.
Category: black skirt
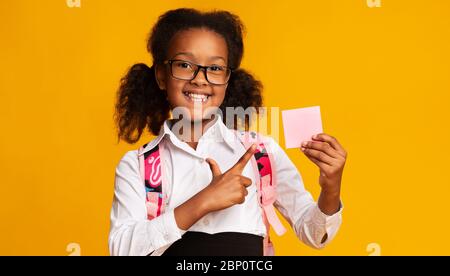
[161,231,264,256]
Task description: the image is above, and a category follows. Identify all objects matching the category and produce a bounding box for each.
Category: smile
[183,92,211,103]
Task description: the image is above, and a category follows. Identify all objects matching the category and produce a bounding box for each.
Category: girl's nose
[190,68,209,86]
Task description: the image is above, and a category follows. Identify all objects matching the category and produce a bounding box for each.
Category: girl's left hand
[301,133,347,194]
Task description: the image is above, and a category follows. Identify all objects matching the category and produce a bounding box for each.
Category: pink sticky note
[281,106,323,149]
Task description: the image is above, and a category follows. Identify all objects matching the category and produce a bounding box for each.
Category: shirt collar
[139,115,238,155]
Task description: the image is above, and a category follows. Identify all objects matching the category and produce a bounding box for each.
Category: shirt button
[203,218,209,226]
[163,234,169,240]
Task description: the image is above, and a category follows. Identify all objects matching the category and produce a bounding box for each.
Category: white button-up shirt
[109,117,343,256]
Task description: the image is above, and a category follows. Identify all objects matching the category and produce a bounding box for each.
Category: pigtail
[114,63,170,143]
[220,68,263,130]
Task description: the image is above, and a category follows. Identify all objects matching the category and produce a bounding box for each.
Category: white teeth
[184,92,210,103]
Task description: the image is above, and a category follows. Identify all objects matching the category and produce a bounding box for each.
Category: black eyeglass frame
[163,59,233,85]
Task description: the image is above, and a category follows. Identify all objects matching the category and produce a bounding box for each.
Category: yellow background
[1,0,449,256]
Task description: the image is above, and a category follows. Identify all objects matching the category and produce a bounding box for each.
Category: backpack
[138,130,286,256]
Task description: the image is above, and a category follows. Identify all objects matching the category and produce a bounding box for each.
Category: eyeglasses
[164,59,233,85]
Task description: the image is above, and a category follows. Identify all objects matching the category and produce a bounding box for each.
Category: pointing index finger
[229,144,257,174]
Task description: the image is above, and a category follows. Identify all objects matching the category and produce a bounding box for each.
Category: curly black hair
[115,8,263,144]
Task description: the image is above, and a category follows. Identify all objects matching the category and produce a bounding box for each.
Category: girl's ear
[154,64,167,90]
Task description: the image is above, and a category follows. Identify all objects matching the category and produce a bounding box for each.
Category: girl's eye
[208,65,224,72]
[176,62,192,69]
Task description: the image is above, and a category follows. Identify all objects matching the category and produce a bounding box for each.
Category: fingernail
[302,141,308,147]
[301,147,305,152]
[312,134,318,139]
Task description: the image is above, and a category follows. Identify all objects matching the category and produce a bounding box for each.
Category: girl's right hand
[202,144,257,213]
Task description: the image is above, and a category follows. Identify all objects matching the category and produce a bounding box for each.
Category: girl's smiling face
[155,28,229,122]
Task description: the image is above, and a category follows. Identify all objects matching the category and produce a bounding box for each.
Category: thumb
[206,158,222,177]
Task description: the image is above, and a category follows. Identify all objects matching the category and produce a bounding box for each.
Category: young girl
[109,8,347,256]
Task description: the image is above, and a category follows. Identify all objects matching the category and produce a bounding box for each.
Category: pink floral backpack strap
[233,130,287,255]
[138,141,168,220]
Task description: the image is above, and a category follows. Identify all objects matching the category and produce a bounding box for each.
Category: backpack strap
[233,130,287,255]
[138,141,168,220]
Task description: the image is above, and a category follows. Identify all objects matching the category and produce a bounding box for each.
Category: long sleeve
[108,150,183,256]
[267,137,343,249]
